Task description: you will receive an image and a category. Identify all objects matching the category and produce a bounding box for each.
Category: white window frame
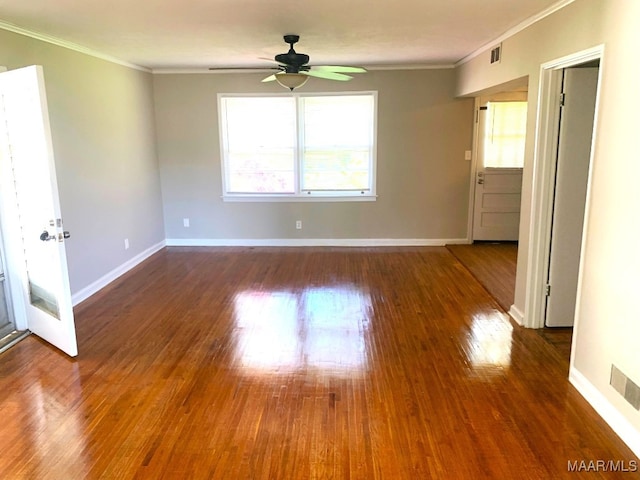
[218,92,378,202]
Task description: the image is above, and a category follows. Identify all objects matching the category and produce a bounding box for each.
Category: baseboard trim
[569,367,640,457]
[508,304,525,325]
[71,240,166,306]
[165,238,469,247]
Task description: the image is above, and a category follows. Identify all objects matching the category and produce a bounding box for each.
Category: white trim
[455,0,576,67]
[365,64,455,71]
[71,240,165,306]
[524,45,604,329]
[222,194,377,203]
[152,64,456,75]
[569,368,640,458]
[0,20,149,73]
[508,304,524,325]
[166,238,468,247]
[540,46,605,70]
[466,98,481,242]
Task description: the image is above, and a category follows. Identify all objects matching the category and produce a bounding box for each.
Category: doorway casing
[523,45,604,332]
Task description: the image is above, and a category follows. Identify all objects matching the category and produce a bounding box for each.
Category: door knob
[63,231,70,239]
[39,230,56,241]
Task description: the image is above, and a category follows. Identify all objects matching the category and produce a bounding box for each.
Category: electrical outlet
[295,220,302,230]
[124,238,129,250]
[183,218,190,228]
[465,150,472,161]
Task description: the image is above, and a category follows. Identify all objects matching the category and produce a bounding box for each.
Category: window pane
[301,95,374,192]
[303,150,370,190]
[219,94,377,197]
[222,97,296,193]
[483,101,527,168]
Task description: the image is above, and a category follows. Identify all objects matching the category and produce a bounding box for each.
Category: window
[483,101,527,168]
[218,93,377,200]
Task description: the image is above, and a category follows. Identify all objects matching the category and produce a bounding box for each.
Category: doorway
[524,46,603,331]
[470,89,528,242]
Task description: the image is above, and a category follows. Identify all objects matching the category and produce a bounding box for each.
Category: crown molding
[455,0,576,67]
[0,20,150,73]
[365,63,455,71]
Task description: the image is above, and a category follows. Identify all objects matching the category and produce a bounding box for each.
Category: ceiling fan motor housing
[275,34,310,72]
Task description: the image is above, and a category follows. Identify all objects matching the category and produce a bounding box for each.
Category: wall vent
[490,44,502,64]
[610,365,640,410]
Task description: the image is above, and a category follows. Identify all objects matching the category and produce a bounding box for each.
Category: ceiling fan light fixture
[275,72,308,91]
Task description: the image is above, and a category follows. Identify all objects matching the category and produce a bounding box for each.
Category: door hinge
[545,284,551,297]
[476,105,488,123]
[559,93,566,107]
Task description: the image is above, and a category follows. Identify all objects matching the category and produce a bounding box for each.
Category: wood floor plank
[0,247,636,479]
[447,242,574,360]
[446,241,518,313]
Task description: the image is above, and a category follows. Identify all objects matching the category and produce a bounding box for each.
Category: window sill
[222,194,378,203]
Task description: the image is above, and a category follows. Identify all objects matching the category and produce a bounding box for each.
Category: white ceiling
[0,0,568,71]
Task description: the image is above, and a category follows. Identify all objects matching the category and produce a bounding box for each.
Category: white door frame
[465,97,481,243]
[523,45,604,329]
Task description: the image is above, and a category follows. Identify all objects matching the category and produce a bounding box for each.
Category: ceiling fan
[209,35,367,90]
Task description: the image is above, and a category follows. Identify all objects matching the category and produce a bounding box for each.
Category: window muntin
[219,93,376,199]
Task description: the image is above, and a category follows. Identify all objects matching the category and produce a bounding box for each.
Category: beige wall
[0,30,164,294]
[457,0,640,445]
[153,69,473,242]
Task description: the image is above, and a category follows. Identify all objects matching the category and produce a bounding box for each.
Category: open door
[472,98,527,241]
[544,66,599,327]
[0,66,78,356]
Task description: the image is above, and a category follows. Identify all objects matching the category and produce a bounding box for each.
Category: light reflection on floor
[465,311,513,375]
[233,285,371,375]
[28,362,90,477]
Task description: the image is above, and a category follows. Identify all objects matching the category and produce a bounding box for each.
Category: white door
[0,66,78,356]
[473,168,523,240]
[472,101,526,241]
[544,67,598,327]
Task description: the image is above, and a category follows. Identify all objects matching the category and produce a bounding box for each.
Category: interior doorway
[524,46,603,331]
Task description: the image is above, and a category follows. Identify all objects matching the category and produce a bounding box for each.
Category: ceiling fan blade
[258,57,281,64]
[305,70,353,81]
[312,66,367,73]
[261,74,277,82]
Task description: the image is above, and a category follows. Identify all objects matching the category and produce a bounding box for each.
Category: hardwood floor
[0,247,635,479]
[446,242,574,360]
[446,242,518,313]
